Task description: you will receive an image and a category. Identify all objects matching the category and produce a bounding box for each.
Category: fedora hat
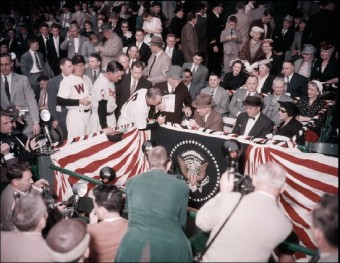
[165,65,183,80]
[278,101,299,117]
[302,44,316,54]
[149,36,164,47]
[242,96,263,107]
[193,94,215,108]
[283,15,293,22]
[50,125,64,146]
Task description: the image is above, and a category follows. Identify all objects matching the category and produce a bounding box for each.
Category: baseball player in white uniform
[89,60,124,133]
[117,87,165,129]
[57,55,92,139]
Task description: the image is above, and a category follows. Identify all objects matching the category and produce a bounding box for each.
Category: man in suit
[232,96,273,138]
[47,58,74,139]
[0,162,49,232]
[164,33,184,67]
[115,61,152,119]
[20,38,49,102]
[115,146,192,262]
[37,22,52,63]
[181,12,198,63]
[182,51,209,92]
[281,60,308,98]
[73,3,87,30]
[189,93,223,131]
[201,72,230,116]
[193,2,208,59]
[262,77,294,126]
[17,22,35,60]
[143,36,172,85]
[127,45,145,68]
[1,52,40,138]
[60,23,88,59]
[133,28,151,66]
[229,1,253,51]
[273,15,295,61]
[84,53,104,84]
[60,3,74,37]
[46,23,67,76]
[207,2,225,75]
[182,68,200,100]
[249,8,274,40]
[153,65,193,124]
[228,75,262,119]
[96,23,123,71]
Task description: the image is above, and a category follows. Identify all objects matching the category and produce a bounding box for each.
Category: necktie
[210,88,214,100]
[93,71,97,81]
[130,79,137,94]
[34,52,42,71]
[149,56,156,75]
[282,29,286,36]
[192,65,197,75]
[4,76,10,101]
[285,77,290,86]
[248,116,255,120]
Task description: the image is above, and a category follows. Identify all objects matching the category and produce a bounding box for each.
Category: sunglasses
[279,109,287,113]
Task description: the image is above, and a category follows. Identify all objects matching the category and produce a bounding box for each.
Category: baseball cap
[72,55,85,65]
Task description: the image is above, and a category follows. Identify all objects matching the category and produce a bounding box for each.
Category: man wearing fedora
[273,15,295,60]
[143,36,171,85]
[232,96,273,138]
[189,93,223,131]
[95,23,123,71]
[152,65,193,124]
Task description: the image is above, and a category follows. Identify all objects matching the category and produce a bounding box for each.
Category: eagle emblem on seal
[177,150,209,193]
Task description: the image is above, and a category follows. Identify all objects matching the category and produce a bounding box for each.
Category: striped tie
[210,88,214,100]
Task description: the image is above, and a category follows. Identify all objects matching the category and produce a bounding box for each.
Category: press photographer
[195,162,292,262]
[0,108,39,182]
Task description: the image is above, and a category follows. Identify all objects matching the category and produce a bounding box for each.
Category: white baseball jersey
[89,73,117,133]
[57,74,92,139]
[117,88,150,129]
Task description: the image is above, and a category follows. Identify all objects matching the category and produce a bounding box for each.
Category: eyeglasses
[122,26,128,28]
[279,109,287,113]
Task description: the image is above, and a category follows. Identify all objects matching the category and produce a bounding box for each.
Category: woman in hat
[294,44,317,79]
[311,41,338,86]
[275,101,304,144]
[296,80,326,134]
[240,26,265,64]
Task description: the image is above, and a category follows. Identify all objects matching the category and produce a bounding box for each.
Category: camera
[222,140,254,195]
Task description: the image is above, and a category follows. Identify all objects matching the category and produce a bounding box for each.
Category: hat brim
[192,101,215,108]
[165,71,183,80]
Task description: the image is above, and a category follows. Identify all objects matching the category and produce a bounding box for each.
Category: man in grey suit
[143,36,172,85]
[180,12,198,63]
[262,77,293,126]
[1,52,40,138]
[96,23,123,71]
[60,23,88,59]
[201,72,230,116]
[20,38,49,102]
[182,51,209,92]
[182,69,200,100]
[84,53,105,84]
[47,58,74,139]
